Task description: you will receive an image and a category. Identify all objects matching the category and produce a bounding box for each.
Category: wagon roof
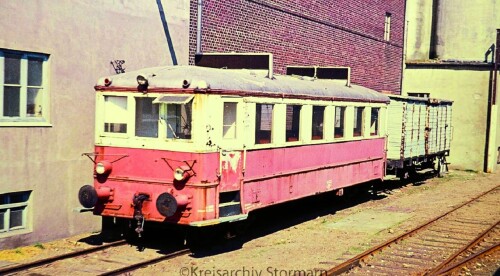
[388,94,454,104]
[96,65,390,103]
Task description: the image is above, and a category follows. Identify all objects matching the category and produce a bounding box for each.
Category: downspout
[196,0,203,54]
[400,0,408,95]
[493,29,499,106]
[429,0,440,59]
[485,29,499,172]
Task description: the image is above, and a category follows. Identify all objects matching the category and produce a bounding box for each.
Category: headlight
[95,161,112,175]
[174,166,191,181]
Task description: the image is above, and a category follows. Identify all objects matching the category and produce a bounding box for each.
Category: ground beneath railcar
[0,170,499,275]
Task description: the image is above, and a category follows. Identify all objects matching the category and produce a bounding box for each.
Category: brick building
[189,0,406,93]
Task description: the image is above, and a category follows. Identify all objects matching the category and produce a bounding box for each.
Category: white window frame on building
[0,191,32,236]
[0,49,51,126]
[384,12,391,41]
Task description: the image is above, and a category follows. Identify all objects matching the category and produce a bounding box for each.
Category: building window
[384,13,391,41]
[371,108,380,136]
[353,107,364,137]
[255,104,273,144]
[0,49,49,124]
[223,102,237,139]
[312,106,325,140]
[334,106,345,138]
[104,96,128,133]
[135,97,159,137]
[0,191,31,234]
[286,105,301,142]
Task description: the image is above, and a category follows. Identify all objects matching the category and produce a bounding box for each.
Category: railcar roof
[96,65,390,103]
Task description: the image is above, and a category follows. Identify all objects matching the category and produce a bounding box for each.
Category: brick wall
[189,0,405,93]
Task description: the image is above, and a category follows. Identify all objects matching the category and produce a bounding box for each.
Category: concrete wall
[433,0,500,61]
[0,0,189,249]
[190,0,406,93]
[403,66,496,171]
[404,0,433,60]
[406,0,500,61]
[403,0,500,172]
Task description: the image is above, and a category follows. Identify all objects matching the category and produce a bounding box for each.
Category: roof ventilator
[194,52,274,79]
[286,66,351,87]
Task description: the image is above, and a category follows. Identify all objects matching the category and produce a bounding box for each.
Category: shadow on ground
[77,170,439,257]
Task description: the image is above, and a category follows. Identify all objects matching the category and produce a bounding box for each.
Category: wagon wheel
[436,156,448,178]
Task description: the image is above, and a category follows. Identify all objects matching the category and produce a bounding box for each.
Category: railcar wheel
[116,218,138,242]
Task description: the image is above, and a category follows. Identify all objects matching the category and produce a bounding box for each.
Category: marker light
[95,161,112,175]
[137,75,148,86]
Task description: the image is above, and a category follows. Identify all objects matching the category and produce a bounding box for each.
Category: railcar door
[218,149,244,217]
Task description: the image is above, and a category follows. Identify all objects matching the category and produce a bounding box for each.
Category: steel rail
[326,184,499,275]
[0,239,127,275]
[98,248,191,276]
[434,243,500,275]
[425,220,499,275]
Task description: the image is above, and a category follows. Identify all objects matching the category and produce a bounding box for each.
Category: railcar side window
[286,105,301,142]
[334,106,346,138]
[353,107,364,137]
[255,104,273,144]
[312,106,325,140]
[135,98,159,137]
[223,102,237,139]
[165,100,192,139]
[104,96,128,133]
[371,108,380,136]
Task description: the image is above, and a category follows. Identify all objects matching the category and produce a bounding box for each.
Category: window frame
[222,101,238,140]
[103,95,129,135]
[160,98,194,140]
[285,104,301,142]
[0,191,31,235]
[255,103,274,145]
[135,96,160,138]
[0,49,51,127]
[334,106,346,139]
[370,107,380,136]
[311,105,325,140]
[353,106,365,137]
[384,12,392,41]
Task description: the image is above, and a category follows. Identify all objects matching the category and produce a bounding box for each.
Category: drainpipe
[429,0,440,59]
[493,29,499,106]
[485,29,499,172]
[196,0,203,54]
[399,0,408,95]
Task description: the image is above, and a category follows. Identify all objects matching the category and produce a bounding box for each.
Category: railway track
[327,185,500,275]
[0,239,190,275]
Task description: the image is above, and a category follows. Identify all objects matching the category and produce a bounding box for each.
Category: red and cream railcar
[78,66,389,233]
